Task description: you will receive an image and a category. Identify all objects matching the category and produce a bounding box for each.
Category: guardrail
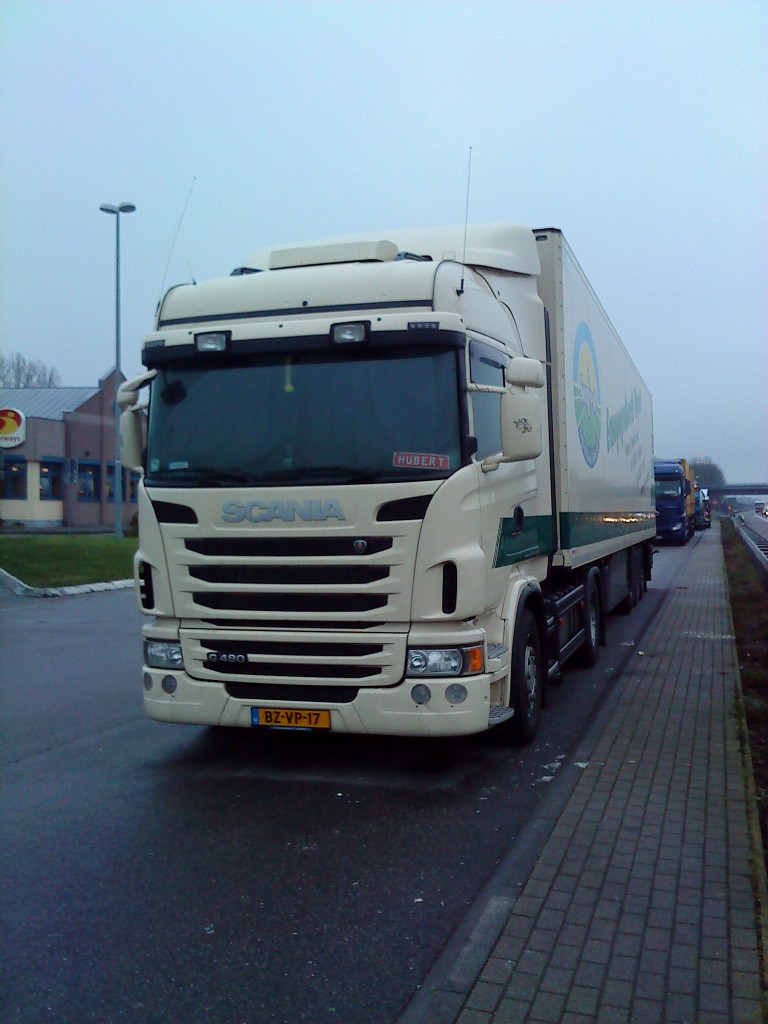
[732,517,768,591]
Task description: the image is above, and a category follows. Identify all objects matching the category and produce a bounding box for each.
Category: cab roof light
[195,331,230,353]
[330,321,369,346]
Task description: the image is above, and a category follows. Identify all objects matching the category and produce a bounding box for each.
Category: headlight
[406,644,484,677]
[144,640,184,669]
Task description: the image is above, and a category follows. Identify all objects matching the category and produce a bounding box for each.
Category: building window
[106,464,124,503]
[78,462,101,502]
[40,460,64,500]
[2,458,27,499]
[106,466,139,502]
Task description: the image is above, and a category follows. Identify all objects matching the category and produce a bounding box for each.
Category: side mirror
[482,392,542,472]
[119,371,156,473]
[506,357,545,389]
[120,409,144,474]
[684,479,692,496]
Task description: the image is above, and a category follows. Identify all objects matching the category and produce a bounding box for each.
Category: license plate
[251,707,331,731]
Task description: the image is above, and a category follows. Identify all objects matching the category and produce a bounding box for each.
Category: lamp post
[100,201,135,540]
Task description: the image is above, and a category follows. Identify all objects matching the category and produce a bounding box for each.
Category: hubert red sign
[393,451,450,470]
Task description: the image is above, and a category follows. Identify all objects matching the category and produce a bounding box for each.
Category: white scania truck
[120,224,655,742]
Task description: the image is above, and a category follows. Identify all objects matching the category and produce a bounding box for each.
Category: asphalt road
[0,544,685,1024]
[746,507,768,541]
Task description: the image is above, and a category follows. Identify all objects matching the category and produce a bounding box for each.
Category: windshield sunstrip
[143,327,465,366]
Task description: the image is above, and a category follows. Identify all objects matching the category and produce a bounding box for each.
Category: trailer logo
[573,322,601,468]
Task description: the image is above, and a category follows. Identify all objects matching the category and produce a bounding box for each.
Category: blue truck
[654,459,693,544]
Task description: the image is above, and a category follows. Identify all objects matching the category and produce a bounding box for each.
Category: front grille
[180,529,403,621]
[189,565,388,585]
[193,592,387,612]
[211,661,378,678]
[224,682,360,703]
[185,536,393,557]
[181,627,406,689]
[199,618,386,630]
[202,639,383,657]
[163,501,420,685]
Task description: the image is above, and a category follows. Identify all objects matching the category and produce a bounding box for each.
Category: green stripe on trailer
[559,510,656,549]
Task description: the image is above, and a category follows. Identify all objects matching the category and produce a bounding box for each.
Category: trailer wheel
[577,570,602,666]
[618,548,642,614]
[635,548,646,601]
[509,608,543,745]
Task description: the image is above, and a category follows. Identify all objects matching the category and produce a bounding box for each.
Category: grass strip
[0,535,138,588]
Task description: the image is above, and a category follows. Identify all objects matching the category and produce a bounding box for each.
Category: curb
[0,567,133,598]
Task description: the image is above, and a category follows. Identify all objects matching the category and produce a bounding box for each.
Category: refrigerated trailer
[120,224,655,741]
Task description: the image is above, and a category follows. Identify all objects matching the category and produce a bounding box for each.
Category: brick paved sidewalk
[452,526,765,1023]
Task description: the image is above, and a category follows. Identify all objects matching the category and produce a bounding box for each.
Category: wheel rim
[523,638,538,713]
[588,599,599,646]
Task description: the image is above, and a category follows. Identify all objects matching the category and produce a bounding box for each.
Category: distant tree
[689,457,726,488]
[0,352,62,387]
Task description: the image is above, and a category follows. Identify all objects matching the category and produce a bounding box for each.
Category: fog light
[445,683,468,704]
[161,675,178,694]
[143,673,153,692]
[411,684,432,705]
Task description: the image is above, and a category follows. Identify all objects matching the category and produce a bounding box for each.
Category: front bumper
[142,667,494,737]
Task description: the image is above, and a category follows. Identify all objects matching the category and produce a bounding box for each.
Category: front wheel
[509,608,543,745]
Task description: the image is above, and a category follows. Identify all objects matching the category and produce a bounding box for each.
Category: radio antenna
[158,176,197,302]
[458,145,472,295]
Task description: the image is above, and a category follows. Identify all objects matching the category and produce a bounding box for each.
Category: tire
[637,549,647,598]
[577,571,601,666]
[618,547,643,614]
[509,608,543,745]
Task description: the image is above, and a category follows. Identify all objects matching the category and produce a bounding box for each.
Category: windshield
[145,346,463,486]
[655,474,683,498]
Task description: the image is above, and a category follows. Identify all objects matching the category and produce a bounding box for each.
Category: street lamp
[100,201,136,540]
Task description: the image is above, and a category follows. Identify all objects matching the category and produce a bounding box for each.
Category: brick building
[0,369,139,530]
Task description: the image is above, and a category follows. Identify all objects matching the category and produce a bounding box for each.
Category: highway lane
[745,508,768,541]
[1,546,684,1024]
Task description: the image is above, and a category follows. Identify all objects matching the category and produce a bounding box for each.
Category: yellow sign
[0,408,26,448]
[252,707,331,730]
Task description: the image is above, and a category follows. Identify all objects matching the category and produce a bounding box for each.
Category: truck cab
[654,459,691,544]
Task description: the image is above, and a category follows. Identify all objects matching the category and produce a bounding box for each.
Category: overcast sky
[1,0,766,482]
